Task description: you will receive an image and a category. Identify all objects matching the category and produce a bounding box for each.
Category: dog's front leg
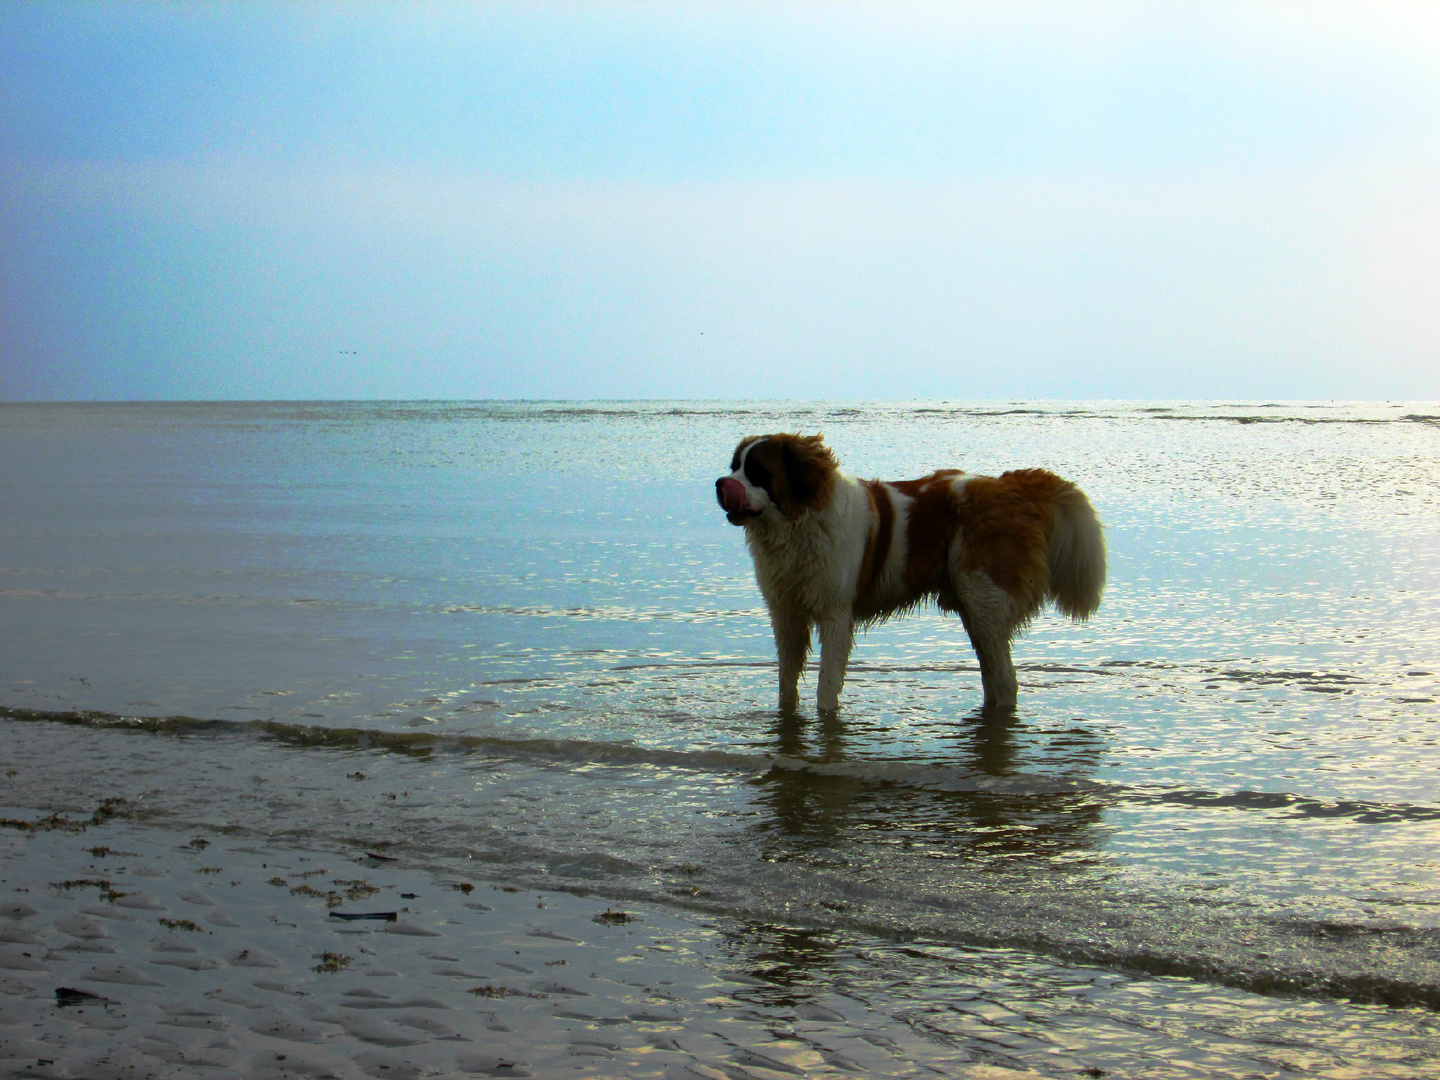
[816,612,854,713]
[771,608,810,713]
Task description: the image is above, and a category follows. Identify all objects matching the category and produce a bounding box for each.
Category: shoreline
[1,806,1036,1080]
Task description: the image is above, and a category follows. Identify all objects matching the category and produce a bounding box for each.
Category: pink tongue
[718,477,748,514]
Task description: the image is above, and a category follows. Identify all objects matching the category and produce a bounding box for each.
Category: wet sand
[0,810,1047,1080]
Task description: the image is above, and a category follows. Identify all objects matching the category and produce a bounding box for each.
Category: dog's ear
[779,433,837,515]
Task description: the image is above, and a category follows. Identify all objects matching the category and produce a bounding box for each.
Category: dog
[715,433,1105,713]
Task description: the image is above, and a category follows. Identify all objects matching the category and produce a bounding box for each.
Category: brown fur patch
[856,479,895,607]
[957,469,1068,610]
[892,470,964,599]
[743,434,837,519]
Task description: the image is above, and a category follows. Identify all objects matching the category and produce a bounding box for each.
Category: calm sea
[3,400,1439,1075]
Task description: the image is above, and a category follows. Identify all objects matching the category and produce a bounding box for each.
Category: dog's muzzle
[715,477,758,525]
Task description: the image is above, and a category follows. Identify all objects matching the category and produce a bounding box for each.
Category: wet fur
[715,433,1105,712]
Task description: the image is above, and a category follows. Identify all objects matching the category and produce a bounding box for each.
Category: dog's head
[715,433,838,526]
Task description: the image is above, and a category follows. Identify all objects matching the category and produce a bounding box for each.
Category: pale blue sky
[2,1,1437,400]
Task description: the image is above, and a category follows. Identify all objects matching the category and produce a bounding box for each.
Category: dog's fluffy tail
[1047,483,1106,620]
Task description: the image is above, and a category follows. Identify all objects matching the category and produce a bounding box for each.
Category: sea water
[3,400,1438,1075]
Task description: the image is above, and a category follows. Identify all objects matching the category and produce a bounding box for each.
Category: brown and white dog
[715,433,1105,713]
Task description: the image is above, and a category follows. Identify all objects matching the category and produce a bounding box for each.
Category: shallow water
[3,400,1439,1072]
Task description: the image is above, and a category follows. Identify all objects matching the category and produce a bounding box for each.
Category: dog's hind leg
[816,612,854,713]
[955,572,1022,712]
[771,608,810,713]
[970,622,1017,712]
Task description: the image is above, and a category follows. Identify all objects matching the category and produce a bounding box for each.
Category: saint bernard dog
[715,433,1105,713]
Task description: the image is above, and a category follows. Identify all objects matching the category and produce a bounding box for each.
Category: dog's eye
[744,456,771,489]
[730,453,741,472]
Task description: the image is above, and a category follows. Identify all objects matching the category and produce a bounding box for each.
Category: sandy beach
[1,805,1049,1080]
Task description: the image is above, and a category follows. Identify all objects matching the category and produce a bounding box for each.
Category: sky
[2,1,1437,401]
